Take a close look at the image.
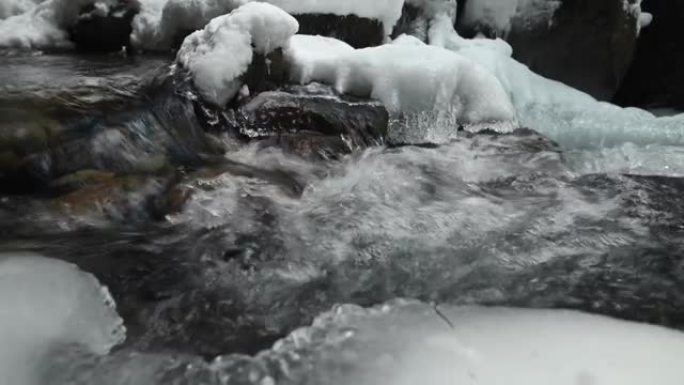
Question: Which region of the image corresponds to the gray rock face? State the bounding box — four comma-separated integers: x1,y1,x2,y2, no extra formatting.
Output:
614,0,684,110
458,0,640,100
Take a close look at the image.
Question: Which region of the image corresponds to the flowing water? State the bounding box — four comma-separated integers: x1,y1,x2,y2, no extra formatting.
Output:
1,50,684,384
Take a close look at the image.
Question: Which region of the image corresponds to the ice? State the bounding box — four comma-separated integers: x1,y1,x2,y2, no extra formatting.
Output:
0,254,125,385
176,2,298,106
422,12,684,149
26,300,684,384
284,34,517,131
261,300,684,385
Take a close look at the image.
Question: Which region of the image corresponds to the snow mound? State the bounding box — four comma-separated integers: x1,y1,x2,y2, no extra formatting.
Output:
176,2,298,106
284,34,518,132
268,300,684,385
0,254,125,385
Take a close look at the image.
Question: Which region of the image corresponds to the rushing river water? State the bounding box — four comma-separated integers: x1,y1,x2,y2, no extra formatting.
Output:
1,50,684,384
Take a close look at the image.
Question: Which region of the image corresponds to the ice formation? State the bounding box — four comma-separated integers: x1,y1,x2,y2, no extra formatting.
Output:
262,301,684,385
419,9,684,148
284,34,518,131
176,2,298,106
0,254,125,385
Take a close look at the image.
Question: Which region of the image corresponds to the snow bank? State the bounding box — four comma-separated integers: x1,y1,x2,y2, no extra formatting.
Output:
0,254,125,385
176,2,298,106
270,301,684,385
284,34,517,131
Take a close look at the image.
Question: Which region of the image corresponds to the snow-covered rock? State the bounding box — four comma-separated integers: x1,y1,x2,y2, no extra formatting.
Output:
284,34,518,132
0,254,125,385
458,0,644,100
176,2,298,106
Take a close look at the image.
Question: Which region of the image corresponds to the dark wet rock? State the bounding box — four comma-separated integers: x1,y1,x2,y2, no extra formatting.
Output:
458,0,640,100
69,1,139,53
614,0,684,110
293,13,385,48
0,82,223,193
230,88,389,158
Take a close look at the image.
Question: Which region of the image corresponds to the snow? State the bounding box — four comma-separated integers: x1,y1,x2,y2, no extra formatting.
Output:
421,11,684,149
132,0,248,50
132,0,404,50
284,34,517,132
1,0,403,50
0,254,125,385
0,0,41,20
176,2,298,106
268,301,684,385
0,0,120,49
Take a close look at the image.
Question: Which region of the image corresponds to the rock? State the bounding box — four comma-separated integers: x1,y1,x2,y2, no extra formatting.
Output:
458,0,641,100
69,1,139,53
229,85,389,158
293,13,385,48
614,0,684,110
391,3,430,41
392,0,458,42
0,82,223,194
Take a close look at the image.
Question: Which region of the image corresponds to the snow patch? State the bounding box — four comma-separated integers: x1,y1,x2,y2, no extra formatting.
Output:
176,2,298,106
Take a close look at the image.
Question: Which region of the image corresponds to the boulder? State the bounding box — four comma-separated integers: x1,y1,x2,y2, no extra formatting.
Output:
614,0,684,110
458,0,642,100
230,85,389,158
